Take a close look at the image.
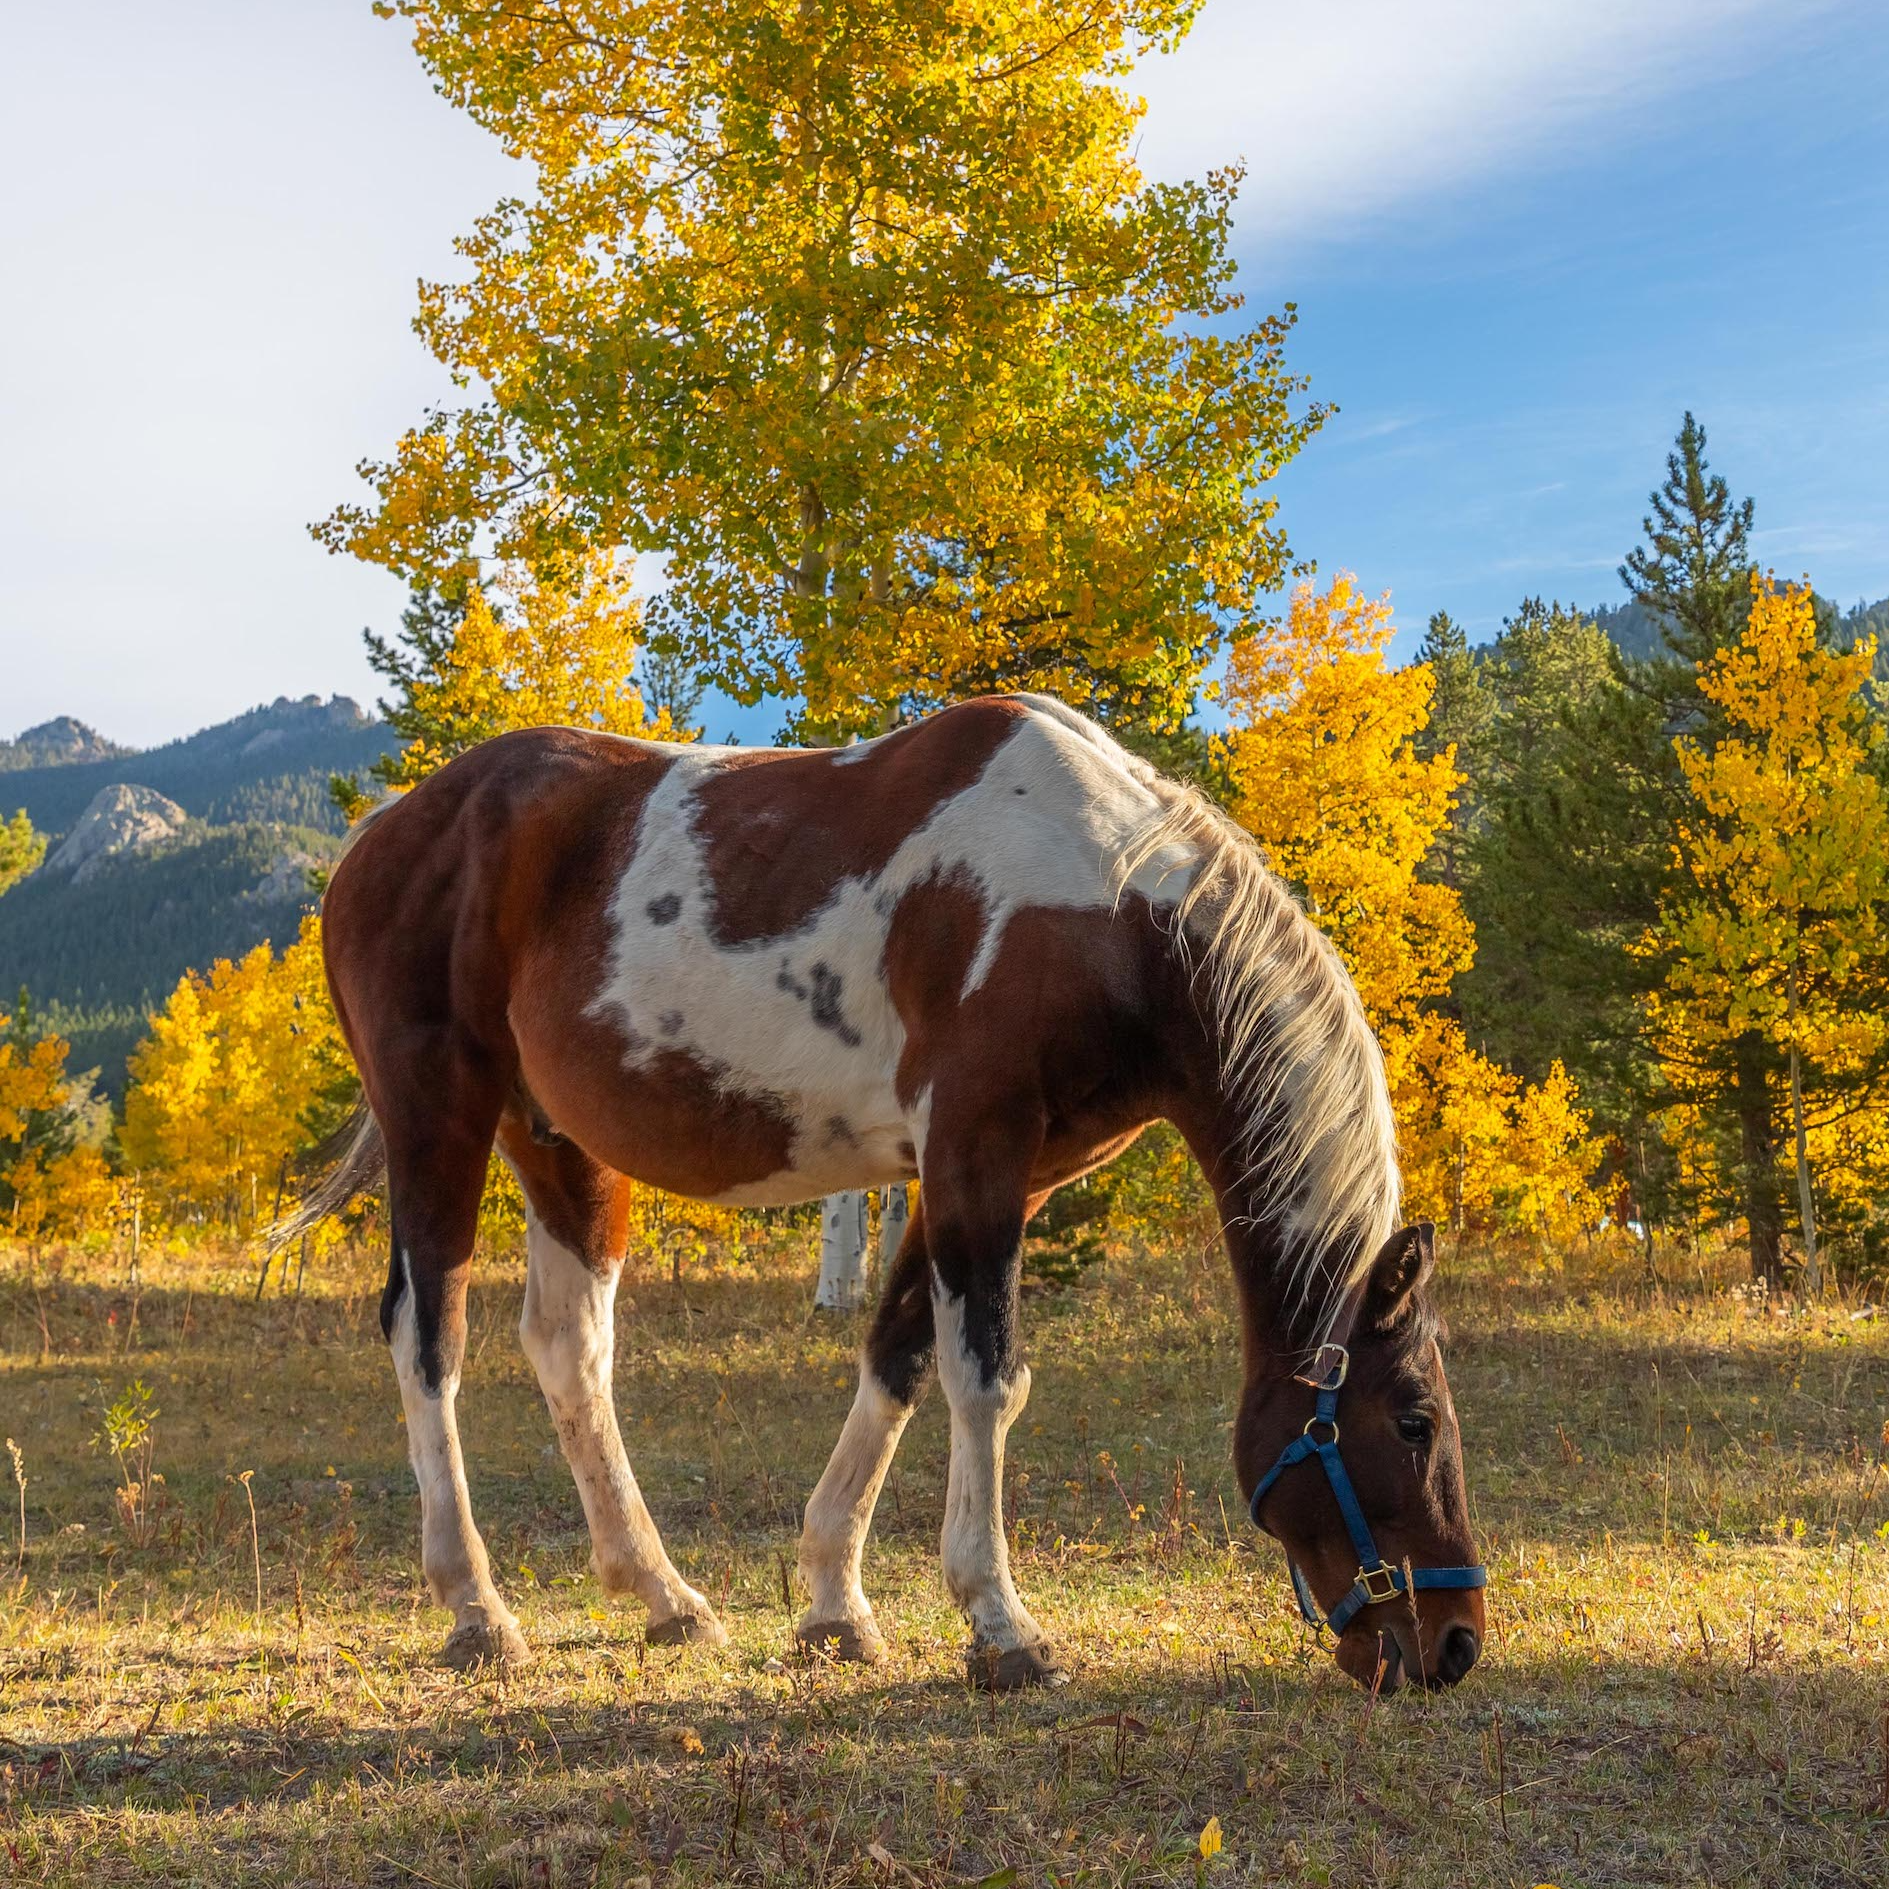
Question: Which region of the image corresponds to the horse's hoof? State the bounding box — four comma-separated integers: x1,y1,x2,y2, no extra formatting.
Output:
441,1618,531,1671
796,1616,886,1664
646,1608,729,1648
967,1642,1067,1691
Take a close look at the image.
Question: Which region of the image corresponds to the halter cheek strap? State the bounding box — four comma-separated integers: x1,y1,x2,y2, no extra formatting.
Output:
1248,1340,1488,1636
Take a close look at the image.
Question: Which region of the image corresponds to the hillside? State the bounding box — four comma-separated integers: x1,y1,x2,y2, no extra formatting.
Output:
1590,592,1889,676
0,695,397,839
0,695,395,1093
0,817,335,1096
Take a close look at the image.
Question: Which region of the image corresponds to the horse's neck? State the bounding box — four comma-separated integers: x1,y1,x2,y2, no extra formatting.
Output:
1215,1195,1337,1364
1168,1099,1318,1358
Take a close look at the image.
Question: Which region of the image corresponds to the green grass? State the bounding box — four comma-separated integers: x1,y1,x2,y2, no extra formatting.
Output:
1,1232,1886,1887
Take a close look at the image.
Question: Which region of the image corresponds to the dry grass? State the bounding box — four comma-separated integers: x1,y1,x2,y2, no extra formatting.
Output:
1,1230,1886,1887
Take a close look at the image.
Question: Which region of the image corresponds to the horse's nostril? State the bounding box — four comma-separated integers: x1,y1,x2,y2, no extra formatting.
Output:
1437,1625,1481,1685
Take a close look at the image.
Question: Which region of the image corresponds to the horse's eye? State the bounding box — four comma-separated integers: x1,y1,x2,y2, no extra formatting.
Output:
1396,1413,1432,1447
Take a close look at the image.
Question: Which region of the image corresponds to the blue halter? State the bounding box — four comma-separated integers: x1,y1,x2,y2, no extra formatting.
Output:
1248,1338,1488,1636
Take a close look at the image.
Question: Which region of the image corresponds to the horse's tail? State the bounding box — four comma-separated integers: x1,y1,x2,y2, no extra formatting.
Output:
264,1097,387,1254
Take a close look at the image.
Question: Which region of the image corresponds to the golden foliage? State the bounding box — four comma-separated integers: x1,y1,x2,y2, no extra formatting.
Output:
375,552,686,793
0,809,45,898
123,917,349,1232
325,0,1320,738
1648,575,1889,1225
0,1011,113,1242
1220,577,1600,1239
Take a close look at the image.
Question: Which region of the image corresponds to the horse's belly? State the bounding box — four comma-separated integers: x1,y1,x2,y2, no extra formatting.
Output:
556,948,918,1206
700,1103,917,1206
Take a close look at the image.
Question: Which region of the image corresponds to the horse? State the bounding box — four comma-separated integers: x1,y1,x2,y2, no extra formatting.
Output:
304,692,1486,1692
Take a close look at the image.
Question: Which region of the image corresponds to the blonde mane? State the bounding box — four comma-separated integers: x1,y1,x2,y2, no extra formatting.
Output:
1107,753,1402,1334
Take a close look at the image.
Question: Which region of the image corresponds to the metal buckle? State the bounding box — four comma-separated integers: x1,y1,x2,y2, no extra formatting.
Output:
1294,1343,1350,1391
1302,1415,1340,1443
1357,1563,1402,1605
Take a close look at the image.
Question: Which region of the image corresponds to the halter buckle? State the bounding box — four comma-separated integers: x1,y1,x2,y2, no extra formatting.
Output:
1357,1563,1403,1606
1294,1343,1350,1392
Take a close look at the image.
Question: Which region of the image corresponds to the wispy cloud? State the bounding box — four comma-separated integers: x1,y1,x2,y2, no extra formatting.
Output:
1337,411,1429,444
1134,1,1849,250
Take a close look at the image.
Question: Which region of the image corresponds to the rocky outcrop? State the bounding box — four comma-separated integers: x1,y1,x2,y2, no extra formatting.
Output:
42,784,188,883
247,848,318,903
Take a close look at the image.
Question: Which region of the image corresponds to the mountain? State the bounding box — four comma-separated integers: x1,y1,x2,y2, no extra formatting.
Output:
0,696,398,1095
0,716,129,772
0,695,398,840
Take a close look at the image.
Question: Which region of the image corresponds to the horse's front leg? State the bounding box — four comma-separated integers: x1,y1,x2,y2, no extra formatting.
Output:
797,1199,934,1662
925,1126,1062,1690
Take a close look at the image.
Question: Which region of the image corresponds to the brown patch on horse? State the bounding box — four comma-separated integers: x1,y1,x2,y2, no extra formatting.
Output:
881,867,993,1107
693,699,1028,946
497,1105,635,1267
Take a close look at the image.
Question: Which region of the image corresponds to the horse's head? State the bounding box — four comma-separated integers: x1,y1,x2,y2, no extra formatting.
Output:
1238,1222,1485,1692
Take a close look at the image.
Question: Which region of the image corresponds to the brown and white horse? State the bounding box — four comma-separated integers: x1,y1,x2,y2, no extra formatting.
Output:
310,694,1485,1690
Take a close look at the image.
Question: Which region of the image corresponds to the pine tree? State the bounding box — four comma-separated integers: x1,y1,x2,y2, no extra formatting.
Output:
1617,416,1784,1279
1412,611,1491,891
1621,411,1756,704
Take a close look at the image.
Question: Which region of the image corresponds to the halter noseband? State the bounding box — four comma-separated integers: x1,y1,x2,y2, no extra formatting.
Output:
1248,1331,1488,1638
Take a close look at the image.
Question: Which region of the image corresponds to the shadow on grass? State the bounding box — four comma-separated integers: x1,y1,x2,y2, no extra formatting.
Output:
8,1649,1887,1888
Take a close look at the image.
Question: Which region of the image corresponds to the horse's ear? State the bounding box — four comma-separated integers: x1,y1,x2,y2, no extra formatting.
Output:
1363,1222,1435,1330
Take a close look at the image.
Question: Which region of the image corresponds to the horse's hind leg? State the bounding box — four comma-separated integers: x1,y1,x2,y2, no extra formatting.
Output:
797,1194,933,1663
501,1117,727,1647
378,1071,527,1669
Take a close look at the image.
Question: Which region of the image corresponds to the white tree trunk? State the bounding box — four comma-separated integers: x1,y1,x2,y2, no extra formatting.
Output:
878,1182,910,1267
815,1191,872,1311
1787,962,1820,1300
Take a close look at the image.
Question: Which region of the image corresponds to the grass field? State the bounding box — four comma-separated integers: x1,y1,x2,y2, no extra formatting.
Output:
2,1229,1886,1887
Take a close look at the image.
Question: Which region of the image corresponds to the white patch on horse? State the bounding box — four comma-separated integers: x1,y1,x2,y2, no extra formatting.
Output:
590,709,1189,1203
933,1287,1045,1653
516,1210,719,1630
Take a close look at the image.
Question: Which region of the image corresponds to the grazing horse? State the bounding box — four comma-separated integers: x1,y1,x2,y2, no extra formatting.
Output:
309,693,1485,1690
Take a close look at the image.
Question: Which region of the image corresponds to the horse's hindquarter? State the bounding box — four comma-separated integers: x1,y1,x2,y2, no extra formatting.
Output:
360,704,1182,1209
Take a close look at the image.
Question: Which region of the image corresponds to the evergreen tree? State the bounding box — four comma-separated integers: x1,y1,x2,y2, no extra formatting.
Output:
1412,611,1492,892
1621,411,1756,727
1458,601,1672,1137
1460,418,1794,1280
1618,417,1783,1280
332,575,479,818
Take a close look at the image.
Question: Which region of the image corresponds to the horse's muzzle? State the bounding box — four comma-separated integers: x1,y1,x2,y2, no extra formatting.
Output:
1337,1618,1481,1692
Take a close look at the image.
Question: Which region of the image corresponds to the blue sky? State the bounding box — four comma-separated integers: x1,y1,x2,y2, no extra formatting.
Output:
2,1,1884,748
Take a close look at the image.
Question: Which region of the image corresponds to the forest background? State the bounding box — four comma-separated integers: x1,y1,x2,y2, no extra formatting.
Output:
3,0,1888,1301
